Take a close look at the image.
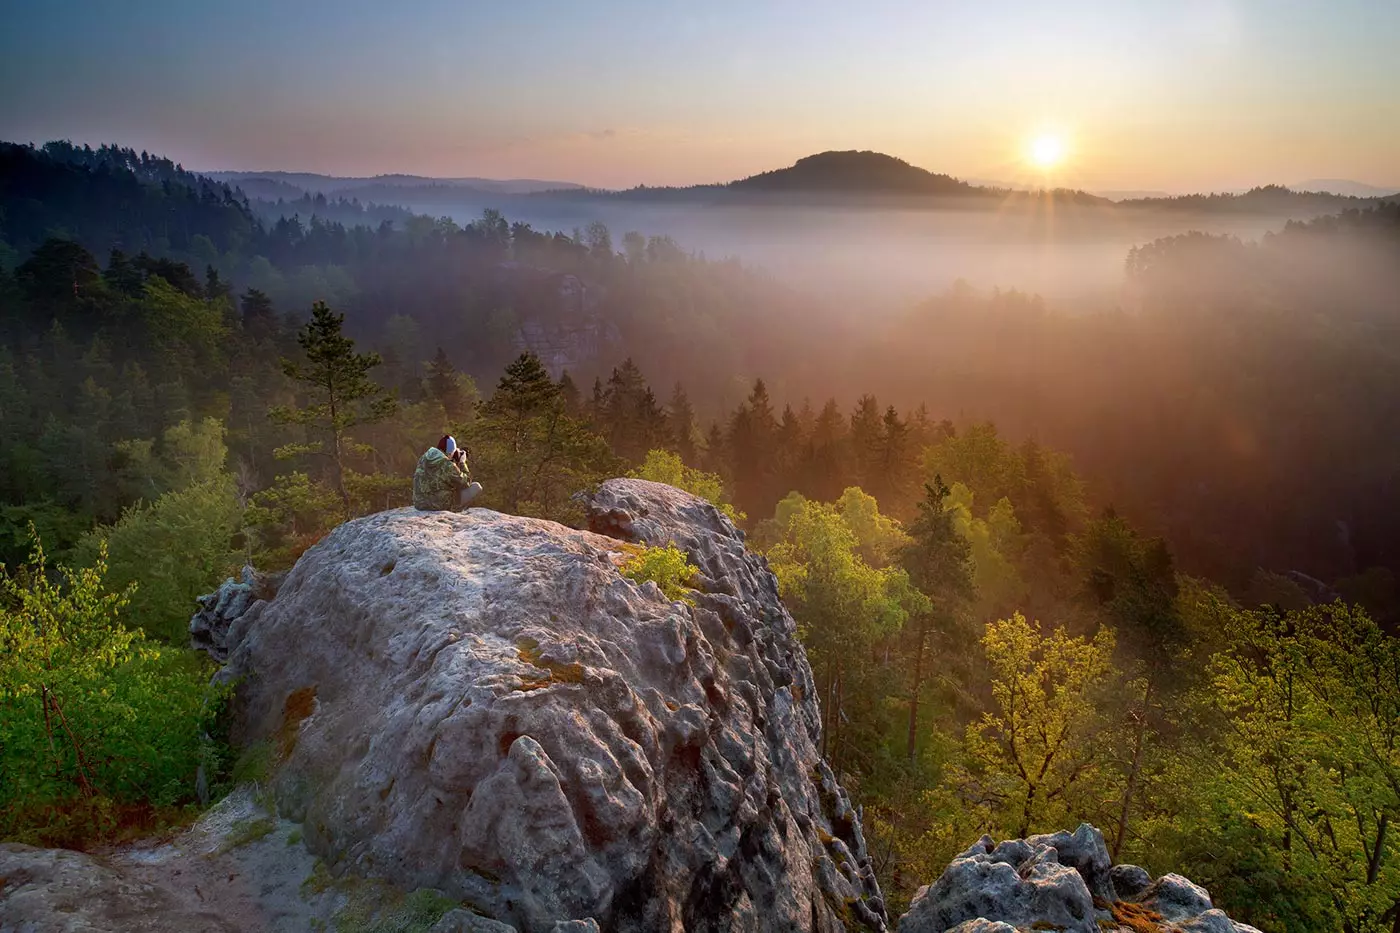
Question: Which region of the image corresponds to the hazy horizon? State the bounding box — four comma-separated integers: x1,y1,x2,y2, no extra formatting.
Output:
4,1,1399,193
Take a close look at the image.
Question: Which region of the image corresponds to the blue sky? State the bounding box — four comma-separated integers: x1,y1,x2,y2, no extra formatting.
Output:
2,0,1397,189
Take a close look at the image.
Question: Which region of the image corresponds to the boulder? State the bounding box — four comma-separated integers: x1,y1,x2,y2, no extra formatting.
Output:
213,478,885,932
0,788,346,932
189,565,282,662
0,844,231,933
897,826,1263,933
897,844,1098,933
1108,864,1152,899
1024,824,1115,901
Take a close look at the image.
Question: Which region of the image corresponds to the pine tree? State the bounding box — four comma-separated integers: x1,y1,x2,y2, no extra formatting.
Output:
599,358,668,464
426,347,469,421
801,398,848,502
558,371,582,417
727,379,780,517
849,394,884,491
898,477,974,762
240,288,278,344
270,301,397,513
204,265,229,300
470,353,616,520
875,404,914,513
667,383,697,465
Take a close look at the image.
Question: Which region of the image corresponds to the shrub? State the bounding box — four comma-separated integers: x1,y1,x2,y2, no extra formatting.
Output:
630,449,745,522
75,476,243,643
0,532,226,846
619,543,699,602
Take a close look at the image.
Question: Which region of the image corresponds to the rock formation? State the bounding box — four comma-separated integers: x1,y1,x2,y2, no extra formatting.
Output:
897,824,1261,933
188,565,282,663
203,478,886,932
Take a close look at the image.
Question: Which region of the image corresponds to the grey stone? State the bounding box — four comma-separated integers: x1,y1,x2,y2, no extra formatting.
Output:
1025,823,1115,901
1109,863,1152,898
1142,872,1214,921
898,827,1260,933
431,910,519,933
897,846,1098,933
189,565,282,661
1176,908,1239,933
0,788,341,932
215,478,884,933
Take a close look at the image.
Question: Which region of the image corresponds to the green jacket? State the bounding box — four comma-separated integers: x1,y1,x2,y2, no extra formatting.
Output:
412,447,471,511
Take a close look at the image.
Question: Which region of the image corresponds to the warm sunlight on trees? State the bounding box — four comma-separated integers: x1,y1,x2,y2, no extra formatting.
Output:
959,613,1117,838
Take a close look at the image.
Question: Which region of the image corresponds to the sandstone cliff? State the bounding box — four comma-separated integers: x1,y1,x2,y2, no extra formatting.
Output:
207,478,886,932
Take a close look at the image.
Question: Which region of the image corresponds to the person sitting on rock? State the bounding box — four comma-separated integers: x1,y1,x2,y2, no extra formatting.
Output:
412,435,482,511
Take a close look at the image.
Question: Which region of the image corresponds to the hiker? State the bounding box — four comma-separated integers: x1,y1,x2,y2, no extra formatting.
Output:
412,435,482,511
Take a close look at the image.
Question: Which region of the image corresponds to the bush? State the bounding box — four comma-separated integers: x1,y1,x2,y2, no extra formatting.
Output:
0,532,226,846
630,449,745,522
75,476,243,643
619,544,699,602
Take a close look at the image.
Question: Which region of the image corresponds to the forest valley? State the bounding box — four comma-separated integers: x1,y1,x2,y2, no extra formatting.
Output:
1,141,1399,932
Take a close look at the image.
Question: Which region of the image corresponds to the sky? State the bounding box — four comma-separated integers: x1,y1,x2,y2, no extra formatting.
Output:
2,0,1398,192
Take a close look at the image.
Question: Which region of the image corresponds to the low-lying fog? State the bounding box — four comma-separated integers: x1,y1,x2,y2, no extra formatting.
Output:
422,196,1299,310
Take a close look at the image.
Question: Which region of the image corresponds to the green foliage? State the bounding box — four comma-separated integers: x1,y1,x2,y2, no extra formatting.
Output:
271,301,398,512
946,482,1025,619
767,490,918,773
835,486,910,567
467,353,618,524
958,613,1118,838
1180,602,1400,932
332,885,460,933
140,278,229,381
630,448,743,522
75,475,242,643
0,532,226,846
244,471,343,570
619,544,698,602
112,417,230,503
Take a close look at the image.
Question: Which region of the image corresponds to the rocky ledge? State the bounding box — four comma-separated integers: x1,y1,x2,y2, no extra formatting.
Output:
198,478,884,932
897,824,1261,933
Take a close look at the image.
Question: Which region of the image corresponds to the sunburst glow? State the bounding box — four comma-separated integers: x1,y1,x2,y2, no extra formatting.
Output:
1028,134,1066,169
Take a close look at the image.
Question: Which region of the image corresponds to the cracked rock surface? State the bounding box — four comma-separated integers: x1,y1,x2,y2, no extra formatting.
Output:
212,478,885,933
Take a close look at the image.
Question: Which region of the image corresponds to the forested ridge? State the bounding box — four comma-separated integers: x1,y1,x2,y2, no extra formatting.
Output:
2,140,1399,931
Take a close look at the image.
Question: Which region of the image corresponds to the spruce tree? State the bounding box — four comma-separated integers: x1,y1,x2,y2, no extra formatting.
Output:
898,477,974,761
426,347,469,421
667,383,697,465
270,301,396,513
471,353,616,520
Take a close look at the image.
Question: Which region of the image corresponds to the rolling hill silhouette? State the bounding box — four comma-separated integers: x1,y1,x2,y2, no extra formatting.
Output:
728,150,977,196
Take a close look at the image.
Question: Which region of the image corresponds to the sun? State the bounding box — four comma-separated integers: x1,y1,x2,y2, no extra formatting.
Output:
1028,134,1066,169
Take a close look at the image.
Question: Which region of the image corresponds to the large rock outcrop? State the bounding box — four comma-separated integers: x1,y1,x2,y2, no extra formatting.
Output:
897,824,1261,933
210,478,885,932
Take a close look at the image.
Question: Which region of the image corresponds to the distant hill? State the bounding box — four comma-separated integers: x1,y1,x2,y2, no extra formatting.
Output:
204,170,584,197
0,141,260,261
728,150,976,196
1292,178,1400,198
609,150,1112,206
1120,184,1397,213
1090,189,1173,201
